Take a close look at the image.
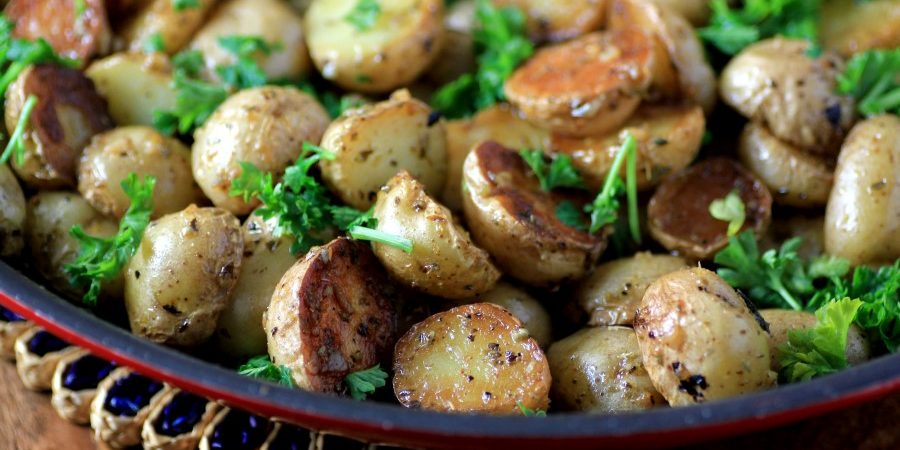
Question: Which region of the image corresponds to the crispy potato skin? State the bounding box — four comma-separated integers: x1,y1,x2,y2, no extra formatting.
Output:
0,164,26,257
551,104,704,191
548,327,666,412
719,38,856,156
265,238,399,393
738,122,834,208
85,52,176,127
759,309,870,371
821,0,900,57
192,86,330,215
392,303,550,414
634,268,776,406
824,115,900,266
461,141,606,287
575,252,689,326
5,0,112,65
6,65,114,189
648,158,772,259
120,0,217,55
491,0,606,42
452,282,553,348
78,126,205,219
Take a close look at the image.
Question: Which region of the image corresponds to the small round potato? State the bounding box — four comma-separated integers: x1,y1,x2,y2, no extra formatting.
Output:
720,38,856,156
548,327,666,412
451,282,553,349
373,171,500,299
305,0,446,93
78,126,205,219
119,0,218,55
393,303,551,414
86,52,177,127
759,309,870,371
575,252,689,326
319,90,447,210
192,86,330,215
824,115,900,266
821,0,900,57
124,206,243,347
5,0,112,65
634,268,776,406
0,164,26,256
491,0,606,43
461,141,606,287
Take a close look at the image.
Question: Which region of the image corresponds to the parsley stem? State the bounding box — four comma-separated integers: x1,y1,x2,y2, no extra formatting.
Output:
598,137,630,200
349,226,413,253
625,137,641,244
772,278,802,311
0,95,37,165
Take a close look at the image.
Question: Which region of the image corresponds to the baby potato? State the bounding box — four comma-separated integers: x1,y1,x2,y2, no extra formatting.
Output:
6,65,115,189
761,215,825,261
720,38,855,156
120,0,217,55
319,90,447,210
461,141,606,287
265,238,399,393
548,327,666,412
456,282,553,349
85,52,177,127
738,122,834,208
575,252,689,326
0,163,26,256
491,0,606,43
373,171,500,299
646,0,709,26
192,86,330,215
647,158,773,260
124,206,243,347
821,0,900,57
78,126,205,219
393,303,550,414
634,268,776,406
188,0,311,82
551,104,704,191
505,29,675,137
305,0,445,93
5,0,112,65
824,115,900,266
759,309,870,371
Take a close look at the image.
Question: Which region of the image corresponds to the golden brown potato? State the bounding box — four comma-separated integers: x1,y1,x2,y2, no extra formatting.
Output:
548,327,666,412
452,282,553,348
78,126,205,219
5,0,112,65
738,122,834,208
647,0,709,26
393,303,550,414
634,268,776,406
265,238,399,394
821,0,900,57
86,52,177,127
719,38,856,156
0,163,25,256
759,309,870,371
824,115,900,266
461,141,606,287
192,86,330,215
647,158,772,259
575,252,689,326
551,104,704,191
6,65,114,189
124,206,243,347
491,0,606,42
120,0,218,55
320,90,447,210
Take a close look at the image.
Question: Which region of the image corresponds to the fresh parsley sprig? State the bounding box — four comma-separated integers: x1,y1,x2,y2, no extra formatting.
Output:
517,401,547,417
584,133,640,244
216,35,282,90
238,355,294,387
344,364,388,400
519,149,585,192
699,0,821,56
836,48,900,117
345,0,381,31
779,298,863,383
709,190,746,237
173,0,200,11
0,94,36,165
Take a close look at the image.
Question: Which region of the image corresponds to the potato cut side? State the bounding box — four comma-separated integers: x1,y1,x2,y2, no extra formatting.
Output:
86,52,177,127
119,0,217,55
492,0,606,43
5,0,111,65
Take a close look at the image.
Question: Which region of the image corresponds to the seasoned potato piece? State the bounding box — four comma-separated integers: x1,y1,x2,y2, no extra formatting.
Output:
551,104,704,191
461,141,606,286
85,52,176,127
120,0,217,55
5,0,112,65
393,303,550,414
760,309,870,371
575,252,689,326
78,126,204,219
720,38,856,156
373,171,500,299
505,29,675,137
189,0,311,82
305,0,445,93
453,282,553,349
0,164,26,256
634,268,776,406
192,86,330,215
265,238,399,393
648,158,772,259
738,122,834,208
821,0,900,57
548,327,665,412
124,206,243,347
6,65,114,189
761,215,825,261
320,90,447,210
647,0,709,26
491,0,606,42
824,115,900,266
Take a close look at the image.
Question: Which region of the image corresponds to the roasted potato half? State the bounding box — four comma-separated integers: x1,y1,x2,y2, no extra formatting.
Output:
719,38,855,156
821,0,900,57
85,52,177,127
575,252,689,326
265,238,399,393
0,164,25,257
491,0,606,42
305,0,445,93
647,158,772,259
634,268,776,406
5,0,112,65
119,0,217,55
320,90,447,210
6,65,114,189
548,327,666,412
393,303,551,414
759,309,870,371
450,282,553,349
461,141,606,287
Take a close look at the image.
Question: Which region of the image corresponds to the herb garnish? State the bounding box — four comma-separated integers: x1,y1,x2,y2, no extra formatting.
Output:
344,364,389,400
778,298,862,382
0,94,37,165
345,0,382,31
519,149,585,192
709,190,746,237
238,355,294,387
584,133,640,244
836,48,900,117
699,0,821,56
517,401,547,417
173,0,200,11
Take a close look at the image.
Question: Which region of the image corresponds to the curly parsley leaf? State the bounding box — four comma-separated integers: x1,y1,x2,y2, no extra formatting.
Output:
709,190,746,237
0,94,36,165
153,73,228,135
836,48,900,117
699,0,821,56
779,298,863,383
517,401,547,417
143,32,165,54
555,200,587,231
519,150,585,192
173,0,200,11
345,0,382,31
344,364,388,400
216,35,282,90
0,32,80,97
238,355,294,387
584,133,640,243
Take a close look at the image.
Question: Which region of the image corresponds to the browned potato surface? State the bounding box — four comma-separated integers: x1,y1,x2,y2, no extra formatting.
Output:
759,309,870,371
120,0,218,55
5,0,112,65
452,282,553,348
492,0,606,42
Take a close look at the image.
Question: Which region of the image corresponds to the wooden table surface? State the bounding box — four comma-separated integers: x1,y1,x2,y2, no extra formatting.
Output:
0,359,898,450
